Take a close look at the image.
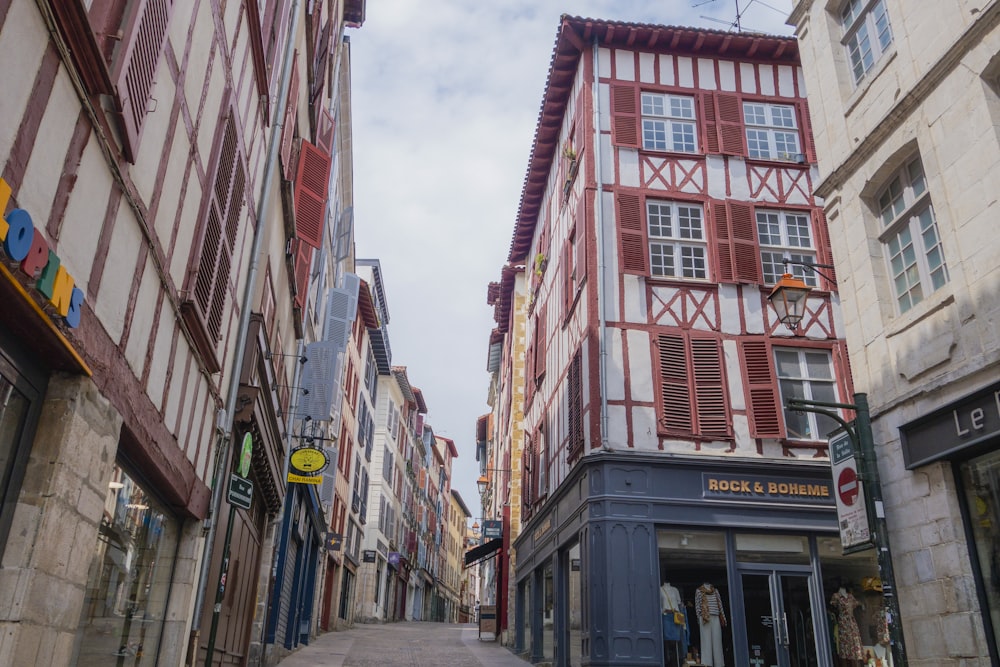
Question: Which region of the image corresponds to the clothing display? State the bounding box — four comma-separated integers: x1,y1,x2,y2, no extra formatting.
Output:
830,588,864,660
661,582,682,612
695,583,726,667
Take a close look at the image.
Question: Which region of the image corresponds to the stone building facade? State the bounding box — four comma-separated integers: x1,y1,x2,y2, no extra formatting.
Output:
790,1,1000,665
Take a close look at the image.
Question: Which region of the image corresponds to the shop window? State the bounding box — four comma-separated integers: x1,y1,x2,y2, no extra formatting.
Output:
959,450,1000,656
0,351,43,553
567,543,583,666
74,463,180,663
816,536,890,665
657,529,729,667
542,562,554,662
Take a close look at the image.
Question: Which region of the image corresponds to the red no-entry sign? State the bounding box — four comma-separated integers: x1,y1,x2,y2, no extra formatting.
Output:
837,466,859,506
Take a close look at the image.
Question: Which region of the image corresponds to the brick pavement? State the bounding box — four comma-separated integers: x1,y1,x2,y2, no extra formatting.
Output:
274,621,531,667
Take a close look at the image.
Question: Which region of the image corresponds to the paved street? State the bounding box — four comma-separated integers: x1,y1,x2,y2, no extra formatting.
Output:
275,622,530,667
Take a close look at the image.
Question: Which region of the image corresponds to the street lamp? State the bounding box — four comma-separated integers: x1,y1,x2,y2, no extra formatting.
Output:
477,467,511,496
766,259,838,330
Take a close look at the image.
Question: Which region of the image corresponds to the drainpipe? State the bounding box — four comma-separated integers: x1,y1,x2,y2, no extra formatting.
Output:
591,36,610,450
191,0,303,647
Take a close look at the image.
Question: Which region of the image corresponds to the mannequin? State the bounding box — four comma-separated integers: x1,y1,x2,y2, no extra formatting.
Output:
660,582,682,612
829,587,863,665
695,582,726,667
660,581,688,665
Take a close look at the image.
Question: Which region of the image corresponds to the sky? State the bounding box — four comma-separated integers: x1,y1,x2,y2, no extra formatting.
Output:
348,0,796,523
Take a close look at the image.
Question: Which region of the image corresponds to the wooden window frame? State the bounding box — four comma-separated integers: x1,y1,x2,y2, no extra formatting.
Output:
655,331,732,440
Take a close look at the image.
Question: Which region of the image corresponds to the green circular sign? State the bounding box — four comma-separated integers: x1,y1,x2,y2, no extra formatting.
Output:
238,433,253,478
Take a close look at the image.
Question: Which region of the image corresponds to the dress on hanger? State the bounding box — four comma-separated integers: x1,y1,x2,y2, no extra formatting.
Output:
829,589,864,660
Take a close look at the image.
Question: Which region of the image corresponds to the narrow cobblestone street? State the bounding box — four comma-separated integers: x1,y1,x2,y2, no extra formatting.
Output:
275,622,529,667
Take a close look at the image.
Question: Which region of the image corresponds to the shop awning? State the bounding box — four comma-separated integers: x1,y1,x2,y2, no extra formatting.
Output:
464,538,502,568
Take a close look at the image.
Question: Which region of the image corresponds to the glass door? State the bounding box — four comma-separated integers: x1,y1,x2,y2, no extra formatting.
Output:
741,571,818,667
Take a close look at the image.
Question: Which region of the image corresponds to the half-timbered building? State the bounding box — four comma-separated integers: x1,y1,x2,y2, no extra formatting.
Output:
493,16,895,667
0,1,360,665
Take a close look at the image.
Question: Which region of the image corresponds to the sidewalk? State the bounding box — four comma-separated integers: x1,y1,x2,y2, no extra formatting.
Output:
275,621,530,667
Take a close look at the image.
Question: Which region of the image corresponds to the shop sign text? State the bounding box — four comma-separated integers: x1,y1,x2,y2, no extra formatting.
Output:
0,178,85,328
702,473,833,505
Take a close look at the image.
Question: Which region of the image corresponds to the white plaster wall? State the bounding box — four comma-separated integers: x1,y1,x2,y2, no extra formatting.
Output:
631,406,659,451
123,256,159,376
0,2,47,166
133,73,176,200
627,329,653,403
60,140,114,292
147,297,175,411
21,75,78,227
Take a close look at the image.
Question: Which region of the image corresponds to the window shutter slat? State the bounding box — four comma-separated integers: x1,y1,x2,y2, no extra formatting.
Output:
741,339,783,438
716,93,744,155
568,351,584,461
281,57,300,180
113,0,173,162
728,201,761,283
610,84,639,148
658,334,692,432
691,336,731,437
713,201,735,282
617,193,647,274
294,140,331,248
701,92,720,154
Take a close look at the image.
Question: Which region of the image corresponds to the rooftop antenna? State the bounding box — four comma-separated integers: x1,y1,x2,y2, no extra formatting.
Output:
695,0,784,34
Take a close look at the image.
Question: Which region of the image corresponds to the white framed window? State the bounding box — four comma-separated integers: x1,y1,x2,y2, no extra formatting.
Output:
757,209,818,286
641,92,697,153
841,0,893,84
774,348,840,441
744,102,801,161
647,200,708,279
877,157,948,313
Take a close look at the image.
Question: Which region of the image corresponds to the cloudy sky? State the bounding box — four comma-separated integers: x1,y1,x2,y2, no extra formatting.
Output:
348,1,796,520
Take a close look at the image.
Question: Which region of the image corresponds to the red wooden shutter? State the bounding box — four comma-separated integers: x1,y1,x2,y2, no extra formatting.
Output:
716,93,745,156
617,192,647,274
657,333,692,433
567,350,584,462
740,339,783,438
700,92,720,154
610,84,640,148
281,57,300,180
691,336,731,438
294,140,331,248
798,99,816,163
712,201,735,282
728,201,762,283
534,304,547,384
576,195,589,287
113,0,174,162
199,116,243,339
562,239,572,315
812,209,837,287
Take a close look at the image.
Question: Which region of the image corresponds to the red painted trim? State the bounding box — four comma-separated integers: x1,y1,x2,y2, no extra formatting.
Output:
47,112,93,241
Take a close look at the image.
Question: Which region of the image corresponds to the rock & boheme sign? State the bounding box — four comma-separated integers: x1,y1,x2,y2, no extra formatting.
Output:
702,473,834,505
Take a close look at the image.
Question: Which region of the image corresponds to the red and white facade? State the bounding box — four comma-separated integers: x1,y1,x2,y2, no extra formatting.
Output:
493,17,891,667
